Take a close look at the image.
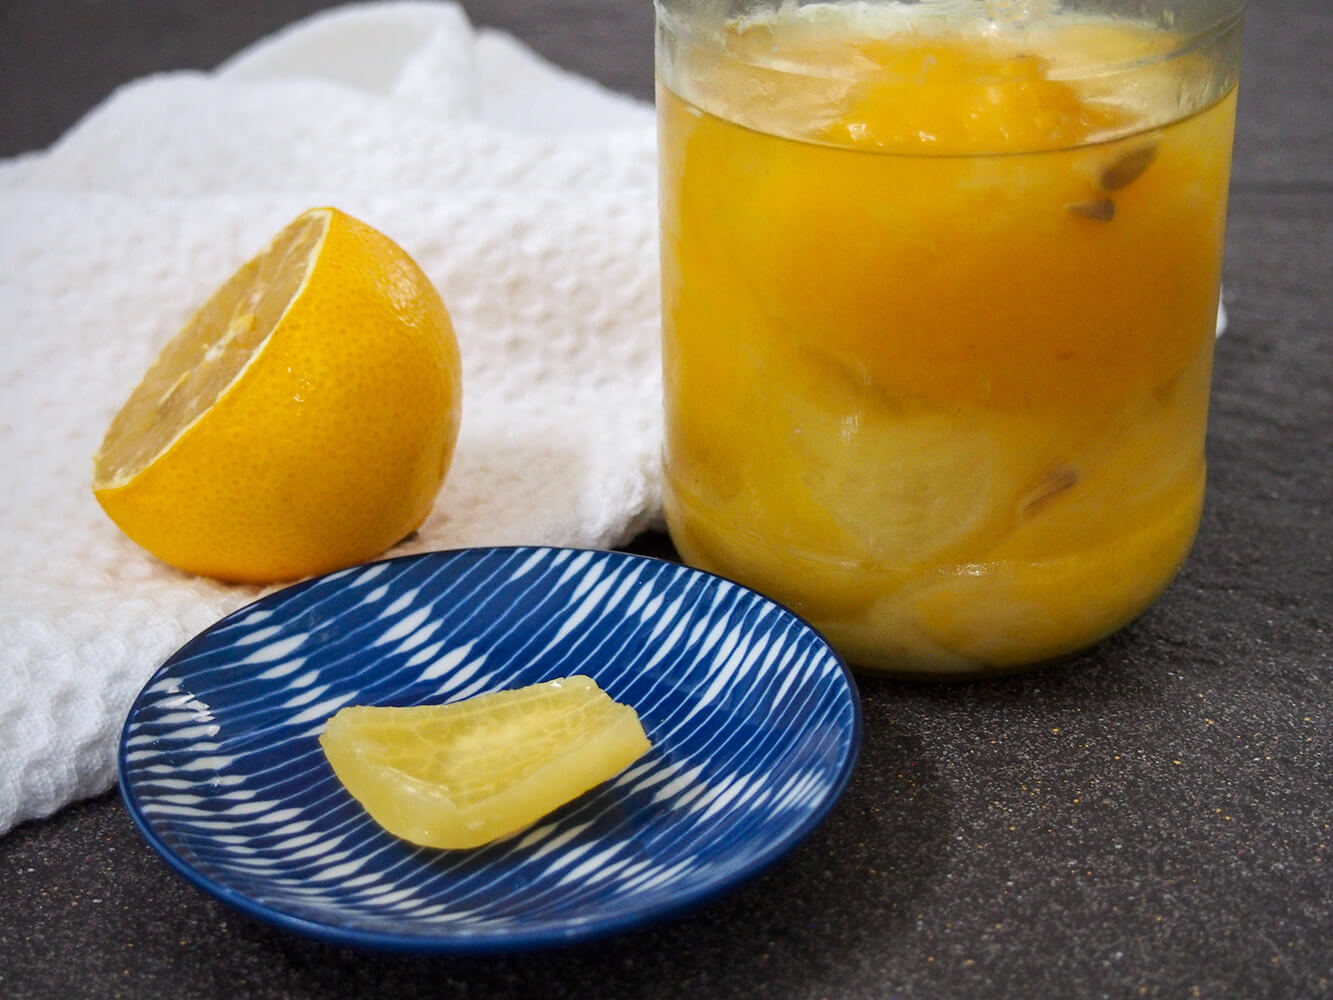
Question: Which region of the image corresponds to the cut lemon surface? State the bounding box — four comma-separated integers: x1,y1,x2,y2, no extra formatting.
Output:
320,677,652,850
92,207,461,583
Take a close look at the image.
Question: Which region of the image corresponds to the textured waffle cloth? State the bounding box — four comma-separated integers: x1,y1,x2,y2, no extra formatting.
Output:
0,2,661,834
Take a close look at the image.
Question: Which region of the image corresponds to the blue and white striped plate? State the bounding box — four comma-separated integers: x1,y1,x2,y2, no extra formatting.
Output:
119,547,861,953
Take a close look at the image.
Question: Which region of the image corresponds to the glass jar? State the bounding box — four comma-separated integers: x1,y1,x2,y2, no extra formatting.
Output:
655,0,1245,676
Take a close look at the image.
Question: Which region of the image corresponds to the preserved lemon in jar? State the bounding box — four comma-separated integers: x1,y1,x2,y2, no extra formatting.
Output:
656,0,1244,676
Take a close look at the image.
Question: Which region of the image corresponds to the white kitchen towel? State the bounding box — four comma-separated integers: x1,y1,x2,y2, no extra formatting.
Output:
0,2,662,834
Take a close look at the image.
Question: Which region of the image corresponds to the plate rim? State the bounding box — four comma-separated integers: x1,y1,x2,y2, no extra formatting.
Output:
117,545,863,954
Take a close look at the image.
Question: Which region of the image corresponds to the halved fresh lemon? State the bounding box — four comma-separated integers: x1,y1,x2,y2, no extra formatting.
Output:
320,677,652,849
92,207,461,583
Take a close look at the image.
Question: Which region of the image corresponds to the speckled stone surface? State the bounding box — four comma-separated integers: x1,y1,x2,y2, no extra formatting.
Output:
0,2,1328,998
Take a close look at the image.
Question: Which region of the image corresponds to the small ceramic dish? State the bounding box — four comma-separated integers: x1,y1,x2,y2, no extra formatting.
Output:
119,546,861,953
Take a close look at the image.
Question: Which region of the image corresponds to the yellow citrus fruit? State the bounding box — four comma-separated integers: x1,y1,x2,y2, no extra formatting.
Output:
92,207,461,583
908,478,1203,668
320,677,652,849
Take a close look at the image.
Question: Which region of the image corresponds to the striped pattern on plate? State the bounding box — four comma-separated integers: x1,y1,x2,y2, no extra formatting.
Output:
119,547,861,953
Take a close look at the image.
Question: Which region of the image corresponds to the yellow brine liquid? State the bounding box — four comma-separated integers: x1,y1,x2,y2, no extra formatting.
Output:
658,4,1240,675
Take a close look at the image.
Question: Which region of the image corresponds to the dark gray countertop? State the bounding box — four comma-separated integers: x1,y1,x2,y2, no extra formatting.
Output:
1,2,1328,997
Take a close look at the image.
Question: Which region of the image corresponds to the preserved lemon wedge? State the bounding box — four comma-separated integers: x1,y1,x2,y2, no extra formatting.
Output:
319,677,652,849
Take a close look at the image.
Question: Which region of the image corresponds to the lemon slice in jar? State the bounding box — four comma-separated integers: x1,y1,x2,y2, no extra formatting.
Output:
320,677,651,849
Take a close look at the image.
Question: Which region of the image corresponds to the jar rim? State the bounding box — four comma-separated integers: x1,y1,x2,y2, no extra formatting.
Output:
654,0,1246,82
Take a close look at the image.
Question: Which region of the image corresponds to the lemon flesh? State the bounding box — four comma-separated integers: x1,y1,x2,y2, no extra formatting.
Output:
92,207,461,583
94,212,324,487
320,677,652,850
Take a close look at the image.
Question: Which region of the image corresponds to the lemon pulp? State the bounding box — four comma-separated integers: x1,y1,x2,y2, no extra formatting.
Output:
93,212,325,487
